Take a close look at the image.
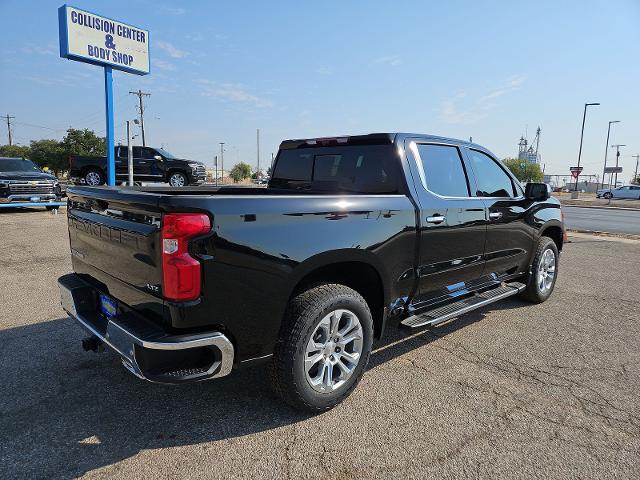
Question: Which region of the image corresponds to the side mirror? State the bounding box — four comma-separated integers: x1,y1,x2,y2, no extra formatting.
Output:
525,182,550,201
154,155,162,161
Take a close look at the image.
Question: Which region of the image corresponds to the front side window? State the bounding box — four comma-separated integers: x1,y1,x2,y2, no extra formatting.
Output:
414,144,469,197
468,149,516,197
141,148,157,159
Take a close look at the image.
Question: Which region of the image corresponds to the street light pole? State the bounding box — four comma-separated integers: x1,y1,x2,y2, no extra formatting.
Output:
601,120,620,189
610,144,625,188
632,154,639,185
575,102,600,191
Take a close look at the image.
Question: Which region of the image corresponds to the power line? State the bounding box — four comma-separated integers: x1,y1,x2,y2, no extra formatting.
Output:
4,114,15,145
129,89,151,146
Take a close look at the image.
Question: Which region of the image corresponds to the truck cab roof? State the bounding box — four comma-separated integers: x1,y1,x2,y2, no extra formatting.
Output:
279,132,488,153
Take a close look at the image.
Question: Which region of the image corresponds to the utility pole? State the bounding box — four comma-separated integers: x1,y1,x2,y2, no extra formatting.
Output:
575,102,600,191
611,144,625,188
4,114,15,146
219,142,225,185
129,90,151,146
632,154,639,184
256,128,260,176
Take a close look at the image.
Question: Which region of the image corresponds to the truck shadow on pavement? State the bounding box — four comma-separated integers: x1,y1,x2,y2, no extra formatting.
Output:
0,299,527,479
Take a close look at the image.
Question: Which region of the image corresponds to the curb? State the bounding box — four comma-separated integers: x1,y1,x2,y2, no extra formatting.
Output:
560,203,640,212
567,228,640,241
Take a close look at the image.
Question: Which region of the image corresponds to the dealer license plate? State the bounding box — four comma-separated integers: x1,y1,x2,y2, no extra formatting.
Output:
99,294,118,319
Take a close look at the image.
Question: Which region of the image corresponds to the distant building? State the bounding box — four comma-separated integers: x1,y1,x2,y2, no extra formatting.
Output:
517,126,541,164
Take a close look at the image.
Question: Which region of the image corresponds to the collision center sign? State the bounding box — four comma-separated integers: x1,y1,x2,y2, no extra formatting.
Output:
58,5,149,75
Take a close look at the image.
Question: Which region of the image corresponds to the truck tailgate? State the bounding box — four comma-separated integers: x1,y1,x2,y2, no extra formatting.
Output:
66,186,164,319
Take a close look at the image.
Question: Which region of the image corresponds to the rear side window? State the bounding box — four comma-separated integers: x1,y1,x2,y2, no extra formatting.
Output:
270,145,401,193
414,144,469,197
468,149,516,197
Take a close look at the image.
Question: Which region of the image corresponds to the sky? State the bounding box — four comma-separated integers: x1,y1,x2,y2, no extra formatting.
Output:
0,0,639,181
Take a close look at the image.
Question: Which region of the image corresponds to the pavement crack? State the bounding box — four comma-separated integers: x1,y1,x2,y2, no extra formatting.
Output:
424,331,640,437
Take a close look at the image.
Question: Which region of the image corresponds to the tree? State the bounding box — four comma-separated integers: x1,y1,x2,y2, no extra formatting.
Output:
229,162,252,183
631,175,640,186
0,144,30,158
503,158,544,183
30,139,66,175
60,128,105,156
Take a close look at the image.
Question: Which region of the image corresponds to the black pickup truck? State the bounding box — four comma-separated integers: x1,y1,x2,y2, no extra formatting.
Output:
58,133,564,411
0,157,61,208
68,146,206,186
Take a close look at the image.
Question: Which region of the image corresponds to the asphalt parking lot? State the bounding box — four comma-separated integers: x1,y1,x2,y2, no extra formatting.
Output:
1,208,639,479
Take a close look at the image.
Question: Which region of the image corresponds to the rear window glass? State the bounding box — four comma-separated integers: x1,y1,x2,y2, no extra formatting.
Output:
270,145,401,193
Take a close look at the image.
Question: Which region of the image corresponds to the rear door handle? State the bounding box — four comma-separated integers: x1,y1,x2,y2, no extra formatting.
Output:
489,212,503,220
426,215,446,224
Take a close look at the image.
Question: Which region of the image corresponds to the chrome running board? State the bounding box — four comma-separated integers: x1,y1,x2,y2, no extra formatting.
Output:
401,282,526,329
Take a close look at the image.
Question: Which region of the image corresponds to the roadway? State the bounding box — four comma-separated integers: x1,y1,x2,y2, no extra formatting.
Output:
562,205,640,235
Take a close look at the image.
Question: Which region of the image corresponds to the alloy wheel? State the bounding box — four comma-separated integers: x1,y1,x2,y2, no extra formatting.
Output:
85,171,101,185
169,173,186,187
537,248,556,293
304,309,364,393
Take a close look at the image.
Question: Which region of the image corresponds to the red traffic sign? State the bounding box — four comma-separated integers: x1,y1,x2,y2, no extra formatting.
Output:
569,166,583,179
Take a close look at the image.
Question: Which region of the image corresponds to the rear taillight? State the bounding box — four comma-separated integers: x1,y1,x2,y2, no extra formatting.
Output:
161,213,211,301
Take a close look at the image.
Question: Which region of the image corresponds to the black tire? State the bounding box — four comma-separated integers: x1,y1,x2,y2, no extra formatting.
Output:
84,168,105,186
520,237,559,303
168,171,188,187
269,283,374,412
603,192,613,199
46,206,58,211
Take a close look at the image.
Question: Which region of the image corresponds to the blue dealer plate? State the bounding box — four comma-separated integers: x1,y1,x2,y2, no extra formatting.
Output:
99,294,118,319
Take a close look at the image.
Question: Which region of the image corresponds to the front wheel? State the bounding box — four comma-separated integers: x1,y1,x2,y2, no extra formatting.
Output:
270,283,373,412
603,192,613,199
520,237,559,303
168,171,188,187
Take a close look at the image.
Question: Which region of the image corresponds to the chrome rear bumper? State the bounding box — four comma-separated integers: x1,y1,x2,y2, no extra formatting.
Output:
58,273,234,384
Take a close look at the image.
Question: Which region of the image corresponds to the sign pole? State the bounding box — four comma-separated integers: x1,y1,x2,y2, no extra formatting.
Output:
104,66,115,186
127,120,134,186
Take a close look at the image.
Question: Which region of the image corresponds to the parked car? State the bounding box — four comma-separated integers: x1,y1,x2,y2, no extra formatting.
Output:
0,157,61,209
58,133,564,411
596,185,640,199
68,146,206,186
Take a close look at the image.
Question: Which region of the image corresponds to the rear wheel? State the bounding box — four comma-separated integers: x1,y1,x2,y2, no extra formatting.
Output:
84,169,105,186
520,237,559,303
168,171,188,187
270,283,373,412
